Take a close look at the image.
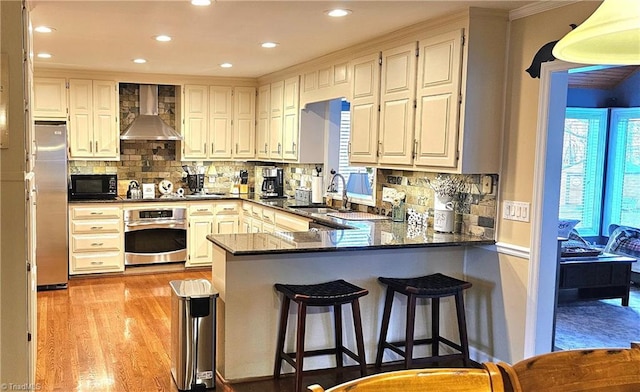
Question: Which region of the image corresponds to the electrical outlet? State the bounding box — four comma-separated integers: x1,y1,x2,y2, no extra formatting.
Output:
503,200,530,222
382,187,396,202
482,175,493,194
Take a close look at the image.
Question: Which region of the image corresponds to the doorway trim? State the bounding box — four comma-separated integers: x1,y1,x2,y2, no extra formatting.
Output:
525,60,584,357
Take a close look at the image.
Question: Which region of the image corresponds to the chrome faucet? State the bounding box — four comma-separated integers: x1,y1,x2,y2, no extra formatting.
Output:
328,169,349,210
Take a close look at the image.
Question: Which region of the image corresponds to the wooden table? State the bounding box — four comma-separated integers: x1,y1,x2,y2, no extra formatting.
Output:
558,253,636,306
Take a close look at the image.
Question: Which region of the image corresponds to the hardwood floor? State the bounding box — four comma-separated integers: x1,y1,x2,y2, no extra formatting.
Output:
36,269,470,392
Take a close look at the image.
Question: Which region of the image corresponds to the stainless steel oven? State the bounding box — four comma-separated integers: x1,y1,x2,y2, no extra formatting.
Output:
124,207,187,265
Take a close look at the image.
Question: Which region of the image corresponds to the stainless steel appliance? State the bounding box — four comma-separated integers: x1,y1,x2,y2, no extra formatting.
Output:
34,121,68,288
124,207,187,265
126,180,142,199
260,167,284,198
186,173,205,194
69,174,117,200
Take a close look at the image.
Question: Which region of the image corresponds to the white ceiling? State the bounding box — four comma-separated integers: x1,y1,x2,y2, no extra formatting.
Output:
29,1,536,79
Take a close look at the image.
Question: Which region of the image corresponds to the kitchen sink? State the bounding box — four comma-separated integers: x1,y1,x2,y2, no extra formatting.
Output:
292,206,339,214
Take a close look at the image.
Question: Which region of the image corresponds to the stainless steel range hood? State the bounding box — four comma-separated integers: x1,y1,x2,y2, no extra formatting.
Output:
120,84,183,140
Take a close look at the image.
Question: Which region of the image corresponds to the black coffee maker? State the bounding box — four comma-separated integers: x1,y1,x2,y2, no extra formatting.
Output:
260,167,284,198
186,173,205,194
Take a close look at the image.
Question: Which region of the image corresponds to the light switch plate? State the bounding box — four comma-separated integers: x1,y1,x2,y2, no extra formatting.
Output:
503,200,530,222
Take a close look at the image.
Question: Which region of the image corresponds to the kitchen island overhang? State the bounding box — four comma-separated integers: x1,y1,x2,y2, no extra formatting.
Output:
207,227,494,383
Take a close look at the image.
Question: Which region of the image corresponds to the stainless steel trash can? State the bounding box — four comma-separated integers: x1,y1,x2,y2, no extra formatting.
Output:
170,279,219,391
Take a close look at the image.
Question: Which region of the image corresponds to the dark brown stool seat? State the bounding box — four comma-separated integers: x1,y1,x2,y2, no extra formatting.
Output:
375,273,472,369
274,279,369,392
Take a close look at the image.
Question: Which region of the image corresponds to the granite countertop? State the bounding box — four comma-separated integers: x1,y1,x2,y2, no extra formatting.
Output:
70,193,495,254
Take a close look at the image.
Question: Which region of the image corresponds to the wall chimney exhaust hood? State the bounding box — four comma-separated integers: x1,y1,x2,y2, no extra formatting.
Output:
120,84,183,140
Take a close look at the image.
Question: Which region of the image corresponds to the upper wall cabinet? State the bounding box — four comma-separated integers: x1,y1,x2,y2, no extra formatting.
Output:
68,79,120,160
33,78,67,119
348,12,506,174
181,85,256,161
258,76,323,164
300,61,350,107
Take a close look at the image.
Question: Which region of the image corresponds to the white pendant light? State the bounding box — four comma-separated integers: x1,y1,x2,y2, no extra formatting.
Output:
552,0,640,65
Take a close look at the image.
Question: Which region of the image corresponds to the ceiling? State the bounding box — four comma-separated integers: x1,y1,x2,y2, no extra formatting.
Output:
567,65,640,90
29,0,535,79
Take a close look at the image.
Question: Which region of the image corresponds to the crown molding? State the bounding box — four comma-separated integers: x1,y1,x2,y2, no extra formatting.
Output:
509,1,583,21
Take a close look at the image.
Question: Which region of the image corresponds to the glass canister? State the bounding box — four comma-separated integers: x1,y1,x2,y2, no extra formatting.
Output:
392,202,406,222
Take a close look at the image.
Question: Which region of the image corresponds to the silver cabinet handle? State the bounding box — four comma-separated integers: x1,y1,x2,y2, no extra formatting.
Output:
91,242,104,247
90,261,104,265
292,142,296,154
413,139,418,160
264,143,268,153
278,143,282,154
212,143,215,154
204,143,207,155
95,141,98,152
235,143,239,154
90,226,103,230
197,208,209,212
90,212,103,215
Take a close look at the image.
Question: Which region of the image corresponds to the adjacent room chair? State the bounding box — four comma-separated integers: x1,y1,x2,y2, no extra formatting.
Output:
307,363,505,392
497,343,640,392
274,279,369,392
376,273,472,368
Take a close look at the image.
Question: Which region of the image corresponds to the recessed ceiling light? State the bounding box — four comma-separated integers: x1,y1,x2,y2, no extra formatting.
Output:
220,63,233,68
37,53,52,59
325,9,352,17
191,0,211,6
133,58,147,64
34,26,55,33
261,42,278,49
155,35,172,42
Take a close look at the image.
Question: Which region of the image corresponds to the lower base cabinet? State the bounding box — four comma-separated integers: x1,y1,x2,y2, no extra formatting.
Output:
69,204,124,275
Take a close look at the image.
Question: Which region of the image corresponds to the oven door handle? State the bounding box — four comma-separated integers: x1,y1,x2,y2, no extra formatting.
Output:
125,220,186,231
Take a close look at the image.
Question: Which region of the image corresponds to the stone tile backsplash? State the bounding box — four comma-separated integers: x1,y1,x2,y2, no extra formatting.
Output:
68,82,496,237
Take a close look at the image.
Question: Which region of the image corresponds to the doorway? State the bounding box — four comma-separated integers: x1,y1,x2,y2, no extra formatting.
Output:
527,61,640,354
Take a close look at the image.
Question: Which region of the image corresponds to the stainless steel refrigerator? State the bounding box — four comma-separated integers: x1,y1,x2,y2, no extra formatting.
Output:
34,121,68,288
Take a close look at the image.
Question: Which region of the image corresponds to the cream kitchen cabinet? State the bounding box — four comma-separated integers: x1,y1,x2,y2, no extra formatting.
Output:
33,77,67,119
350,42,417,166
69,204,124,275
259,76,323,163
68,79,120,160
268,80,284,159
348,15,505,174
232,86,256,159
187,201,240,267
349,52,381,165
256,84,270,160
182,85,255,161
378,42,418,166
300,61,349,107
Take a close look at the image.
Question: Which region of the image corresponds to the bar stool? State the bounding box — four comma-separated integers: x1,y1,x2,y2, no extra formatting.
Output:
274,279,369,392
375,273,472,369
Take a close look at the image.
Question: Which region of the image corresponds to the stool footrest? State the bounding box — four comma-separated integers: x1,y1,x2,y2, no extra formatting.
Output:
385,337,464,354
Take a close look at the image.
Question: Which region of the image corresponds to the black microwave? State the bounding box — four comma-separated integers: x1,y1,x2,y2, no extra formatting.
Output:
69,174,118,200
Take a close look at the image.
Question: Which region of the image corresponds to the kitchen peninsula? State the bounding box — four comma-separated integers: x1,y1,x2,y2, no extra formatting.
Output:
206,217,493,382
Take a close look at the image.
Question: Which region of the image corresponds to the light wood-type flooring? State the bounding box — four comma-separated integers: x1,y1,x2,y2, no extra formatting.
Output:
36,269,470,392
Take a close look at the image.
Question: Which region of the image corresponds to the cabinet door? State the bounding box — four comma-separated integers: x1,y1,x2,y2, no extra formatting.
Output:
269,80,284,159
379,43,417,166
215,215,239,234
68,79,94,158
33,78,67,118
92,80,119,159
414,29,463,169
233,86,256,158
256,84,270,159
183,85,209,159
209,86,233,159
188,216,213,266
282,76,300,161
349,52,381,164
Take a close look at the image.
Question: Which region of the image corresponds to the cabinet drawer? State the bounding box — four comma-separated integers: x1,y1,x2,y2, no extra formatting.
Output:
215,202,240,215
71,252,123,273
275,212,310,232
261,209,276,224
71,234,121,252
241,202,252,216
189,204,215,216
71,206,121,220
71,220,120,234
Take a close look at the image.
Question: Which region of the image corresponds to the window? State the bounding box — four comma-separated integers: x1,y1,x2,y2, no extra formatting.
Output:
327,99,376,206
559,108,607,237
603,108,640,231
